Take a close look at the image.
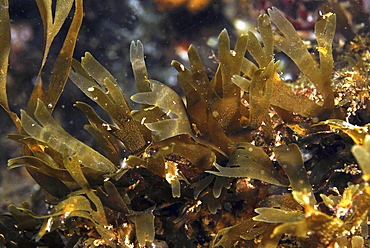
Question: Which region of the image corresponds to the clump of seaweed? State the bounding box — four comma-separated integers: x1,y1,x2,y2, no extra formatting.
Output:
0,0,369,247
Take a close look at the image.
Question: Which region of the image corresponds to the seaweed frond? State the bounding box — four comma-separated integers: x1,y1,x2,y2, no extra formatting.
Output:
208,142,289,186
0,0,21,130
70,53,149,155
1,1,369,247
268,7,336,119
28,0,83,114
20,99,117,174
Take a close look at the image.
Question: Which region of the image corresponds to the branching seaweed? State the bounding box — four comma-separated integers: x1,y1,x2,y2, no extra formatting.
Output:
28,0,83,115
0,1,369,248
70,53,149,155
208,142,289,186
268,7,336,119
